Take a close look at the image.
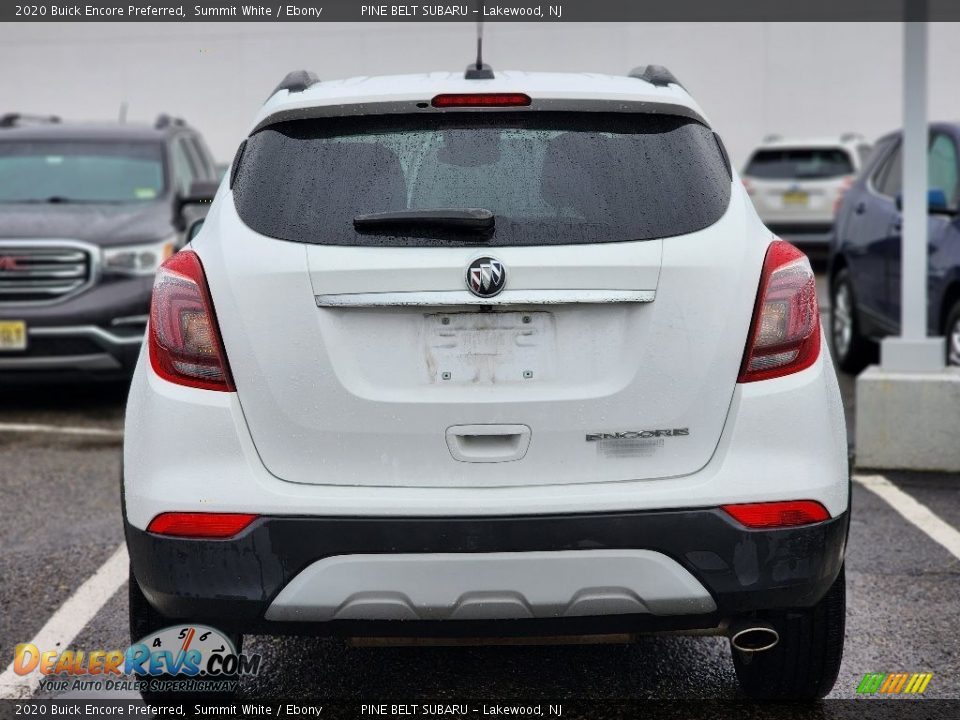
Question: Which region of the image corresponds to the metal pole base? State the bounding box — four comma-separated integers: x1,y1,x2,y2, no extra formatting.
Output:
880,336,945,373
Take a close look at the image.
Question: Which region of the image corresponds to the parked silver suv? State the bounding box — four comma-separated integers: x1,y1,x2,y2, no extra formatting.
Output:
743,134,872,252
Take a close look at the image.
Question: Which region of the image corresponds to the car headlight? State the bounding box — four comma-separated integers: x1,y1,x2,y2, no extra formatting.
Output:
102,237,176,277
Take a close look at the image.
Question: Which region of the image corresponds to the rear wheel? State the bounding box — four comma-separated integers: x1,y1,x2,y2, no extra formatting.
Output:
945,300,960,367
830,269,873,373
129,567,241,703
732,565,846,700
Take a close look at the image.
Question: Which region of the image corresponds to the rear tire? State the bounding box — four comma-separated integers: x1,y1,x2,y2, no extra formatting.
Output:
128,566,241,703
945,299,960,367
830,269,873,374
732,565,846,700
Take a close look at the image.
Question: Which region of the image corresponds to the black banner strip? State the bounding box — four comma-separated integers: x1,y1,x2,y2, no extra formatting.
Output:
1,0,957,23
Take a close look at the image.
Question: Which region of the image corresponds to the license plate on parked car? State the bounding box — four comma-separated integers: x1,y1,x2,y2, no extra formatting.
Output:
783,190,809,206
424,311,556,384
0,320,27,351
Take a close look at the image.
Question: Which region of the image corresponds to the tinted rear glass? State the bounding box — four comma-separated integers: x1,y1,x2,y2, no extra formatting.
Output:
232,113,731,247
744,148,854,180
0,140,166,203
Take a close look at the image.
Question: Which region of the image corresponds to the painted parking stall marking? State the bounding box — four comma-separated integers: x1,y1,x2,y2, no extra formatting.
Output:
854,474,960,561
0,545,128,699
0,422,123,438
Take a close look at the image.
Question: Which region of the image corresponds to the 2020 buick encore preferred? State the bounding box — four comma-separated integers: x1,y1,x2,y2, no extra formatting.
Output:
124,65,849,700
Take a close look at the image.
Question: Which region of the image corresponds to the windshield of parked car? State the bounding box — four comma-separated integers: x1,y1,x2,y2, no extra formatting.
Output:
744,147,854,180
0,140,166,203
232,112,732,247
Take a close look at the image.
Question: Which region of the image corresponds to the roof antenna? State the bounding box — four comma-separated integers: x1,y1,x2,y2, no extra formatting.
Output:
118,101,128,124
465,7,494,79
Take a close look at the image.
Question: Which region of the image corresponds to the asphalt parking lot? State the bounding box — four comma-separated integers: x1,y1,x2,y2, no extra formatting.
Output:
1,271,958,706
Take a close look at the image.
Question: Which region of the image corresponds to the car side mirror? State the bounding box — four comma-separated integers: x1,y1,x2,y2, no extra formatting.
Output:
187,218,205,243
895,188,952,214
928,188,950,213
175,180,219,231
176,180,219,212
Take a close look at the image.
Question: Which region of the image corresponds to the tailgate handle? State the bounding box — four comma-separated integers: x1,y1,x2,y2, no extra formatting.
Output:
445,424,531,463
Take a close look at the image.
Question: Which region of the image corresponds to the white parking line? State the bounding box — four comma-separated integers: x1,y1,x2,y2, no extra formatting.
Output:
0,544,129,699
0,422,123,437
855,474,960,562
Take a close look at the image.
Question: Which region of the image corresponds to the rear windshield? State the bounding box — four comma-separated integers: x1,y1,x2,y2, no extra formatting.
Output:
232,113,731,247
744,148,854,180
0,140,166,203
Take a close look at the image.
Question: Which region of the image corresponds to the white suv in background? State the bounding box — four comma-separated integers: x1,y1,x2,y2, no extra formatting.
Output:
742,134,872,252
123,64,849,701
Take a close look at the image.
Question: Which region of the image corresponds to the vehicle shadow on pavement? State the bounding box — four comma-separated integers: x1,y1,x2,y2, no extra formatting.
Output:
0,381,128,426
240,634,739,699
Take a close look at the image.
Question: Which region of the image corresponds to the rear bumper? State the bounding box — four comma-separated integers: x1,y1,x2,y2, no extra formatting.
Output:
0,324,143,380
0,276,151,381
126,508,849,636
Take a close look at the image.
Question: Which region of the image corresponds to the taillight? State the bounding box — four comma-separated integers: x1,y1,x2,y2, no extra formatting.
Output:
832,175,855,217
721,501,830,528
742,178,755,196
149,250,235,391
147,512,258,539
738,240,821,383
431,93,531,108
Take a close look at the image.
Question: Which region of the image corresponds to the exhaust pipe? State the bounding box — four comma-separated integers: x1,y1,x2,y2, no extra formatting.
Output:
729,620,780,653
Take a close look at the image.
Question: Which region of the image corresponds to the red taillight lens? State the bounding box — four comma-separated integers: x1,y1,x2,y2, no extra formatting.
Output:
738,240,821,383
721,501,830,528
833,175,855,217
147,512,258,539
149,250,234,391
742,178,755,196
431,93,531,108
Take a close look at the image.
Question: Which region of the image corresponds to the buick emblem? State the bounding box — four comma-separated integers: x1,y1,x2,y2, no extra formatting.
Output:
466,257,506,298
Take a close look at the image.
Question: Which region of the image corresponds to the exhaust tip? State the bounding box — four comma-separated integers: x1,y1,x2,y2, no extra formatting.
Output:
730,623,780,653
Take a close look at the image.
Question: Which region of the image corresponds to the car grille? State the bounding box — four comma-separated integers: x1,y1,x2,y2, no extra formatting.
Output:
0,243,94,303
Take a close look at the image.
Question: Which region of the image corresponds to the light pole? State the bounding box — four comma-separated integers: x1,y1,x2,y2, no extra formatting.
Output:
855,9,960,473
880,16,944,371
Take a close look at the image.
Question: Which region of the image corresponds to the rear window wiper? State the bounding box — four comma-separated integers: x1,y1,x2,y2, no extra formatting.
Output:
353,208,495,233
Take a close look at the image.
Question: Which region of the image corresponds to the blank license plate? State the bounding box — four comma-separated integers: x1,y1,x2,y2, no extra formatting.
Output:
0,320,27,351
424,311,556,383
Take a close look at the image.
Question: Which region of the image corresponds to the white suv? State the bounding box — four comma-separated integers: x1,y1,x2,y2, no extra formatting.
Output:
742,135,872,250
123,64,849,700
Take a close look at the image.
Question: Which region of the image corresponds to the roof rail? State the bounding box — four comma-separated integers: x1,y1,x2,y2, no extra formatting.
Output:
154,113,186,130
270,70,320,97
628,65,682,88
0,113,61,128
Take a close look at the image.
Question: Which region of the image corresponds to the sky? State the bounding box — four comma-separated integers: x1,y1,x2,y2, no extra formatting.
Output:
2,22,959,164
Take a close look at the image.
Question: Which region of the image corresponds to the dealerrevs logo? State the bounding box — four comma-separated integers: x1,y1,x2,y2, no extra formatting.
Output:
14,625,261,693
856,672,933,695
126,625,260,678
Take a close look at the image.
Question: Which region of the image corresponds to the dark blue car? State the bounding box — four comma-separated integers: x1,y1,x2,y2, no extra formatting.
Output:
828,123,960,372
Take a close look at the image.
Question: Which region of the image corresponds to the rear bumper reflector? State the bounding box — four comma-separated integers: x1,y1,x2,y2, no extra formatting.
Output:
146,512,259,539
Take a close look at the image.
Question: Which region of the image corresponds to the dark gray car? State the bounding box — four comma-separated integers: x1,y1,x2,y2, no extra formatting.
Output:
0,113,218,381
